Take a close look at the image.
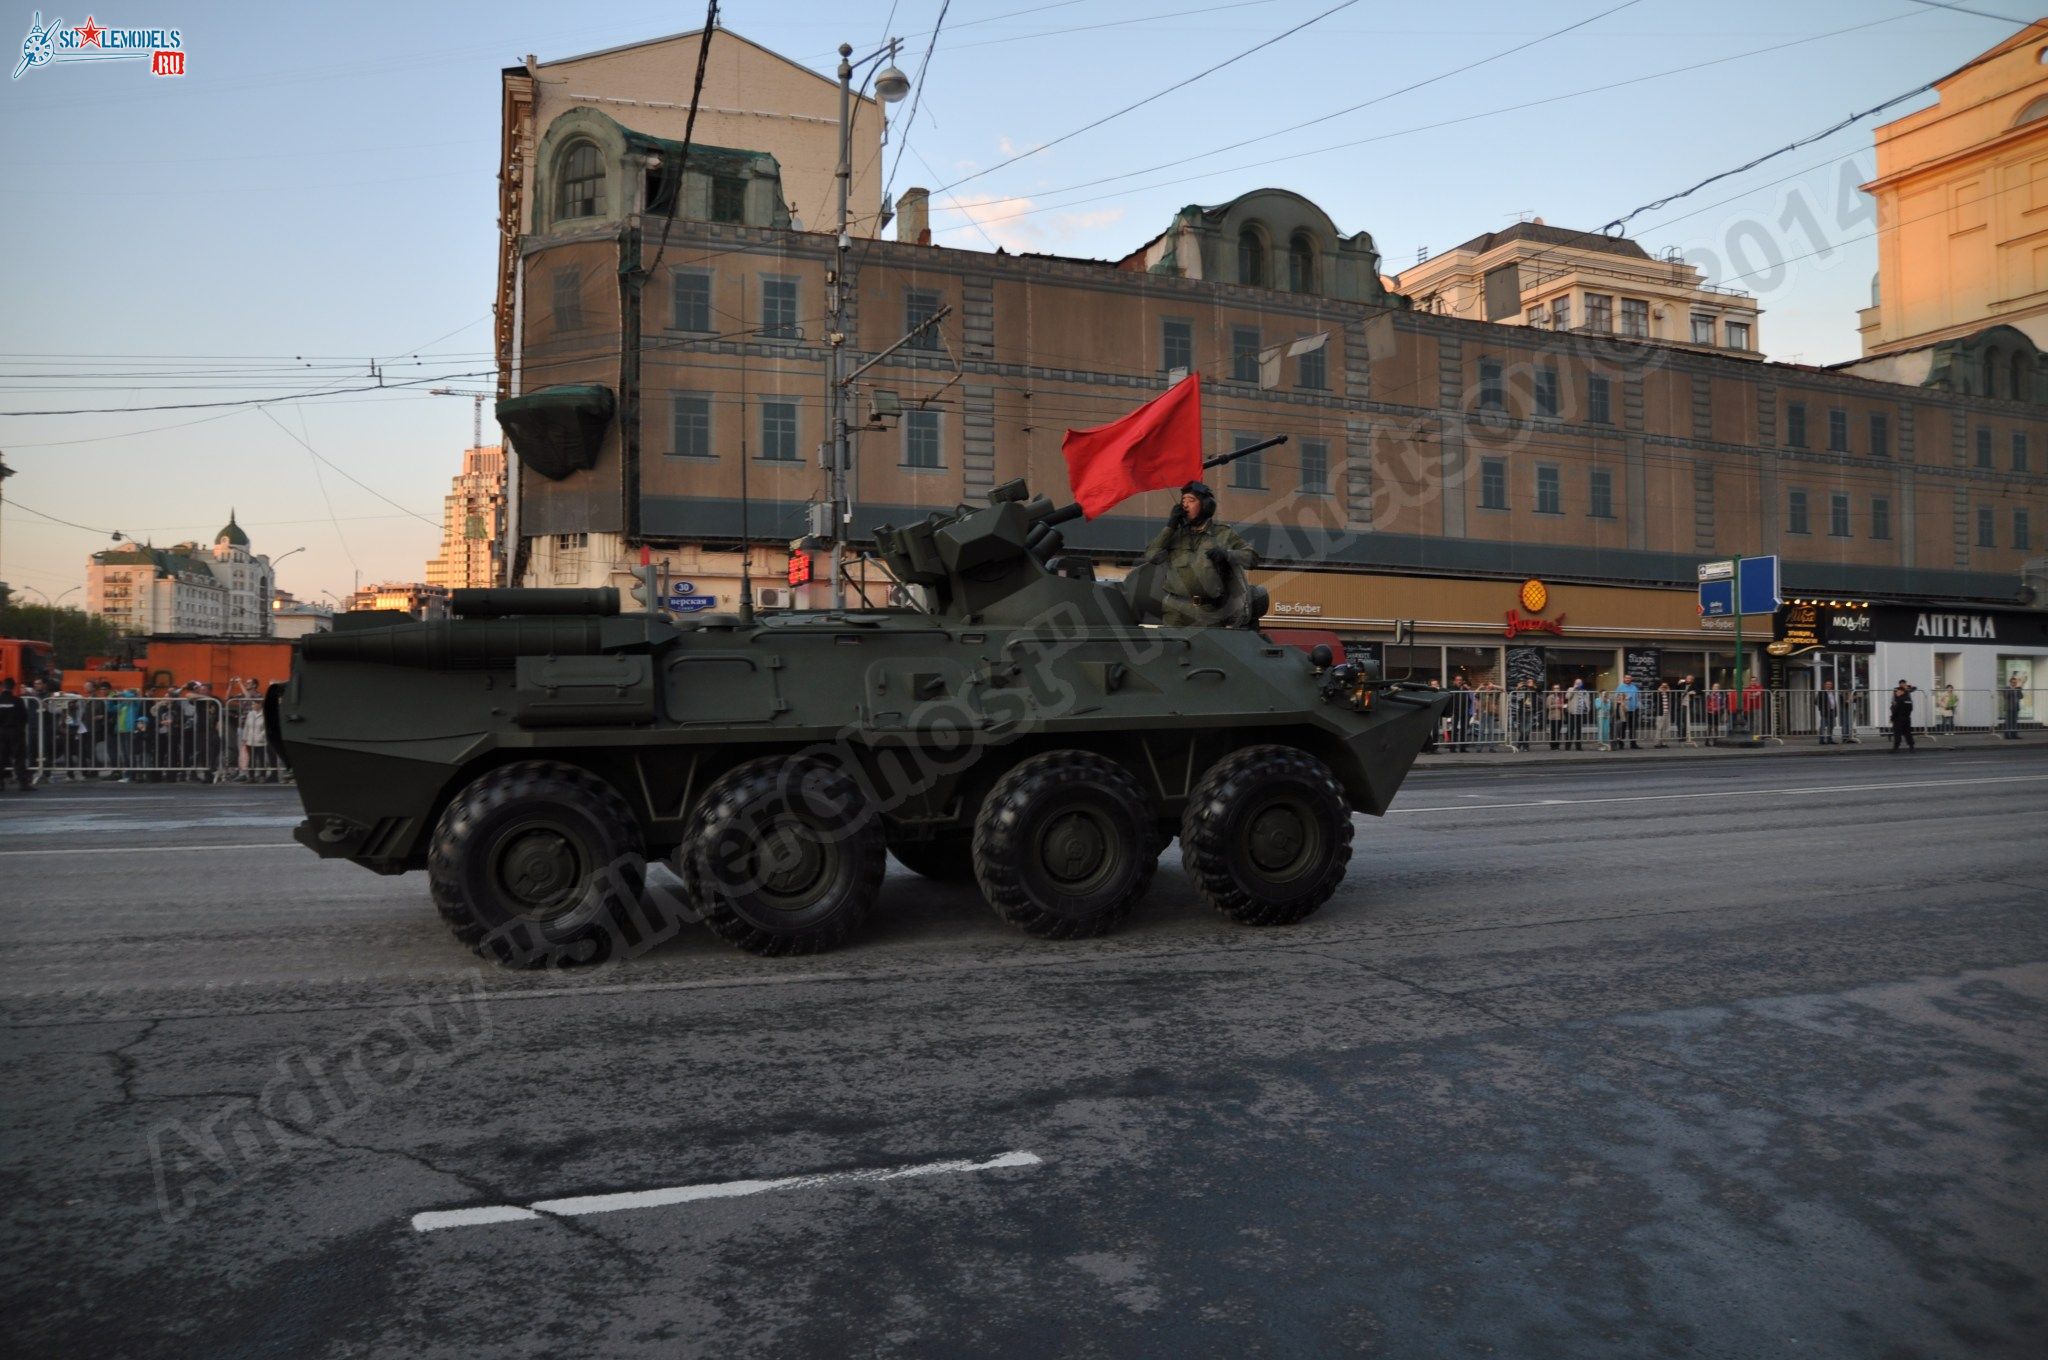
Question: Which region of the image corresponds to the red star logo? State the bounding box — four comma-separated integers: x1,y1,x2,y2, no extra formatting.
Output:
76,17,103,47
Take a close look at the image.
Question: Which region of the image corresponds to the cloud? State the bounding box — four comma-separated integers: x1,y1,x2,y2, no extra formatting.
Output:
997,135,1019,157
930,196,1126,255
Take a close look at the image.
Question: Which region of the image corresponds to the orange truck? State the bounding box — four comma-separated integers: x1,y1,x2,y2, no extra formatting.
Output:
0,638,59,688
64,637,298,695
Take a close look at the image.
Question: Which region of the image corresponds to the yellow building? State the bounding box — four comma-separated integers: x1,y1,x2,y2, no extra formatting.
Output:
1855,20,2048,380
425,445,506,591
1393,220,1762,360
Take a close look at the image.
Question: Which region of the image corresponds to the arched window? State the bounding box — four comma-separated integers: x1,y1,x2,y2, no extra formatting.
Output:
2012,350,2030,402
1983,348,2001,398
558,141,604,220
1237,227,1266,288
2017,95,2048,127
1287,232,1316,293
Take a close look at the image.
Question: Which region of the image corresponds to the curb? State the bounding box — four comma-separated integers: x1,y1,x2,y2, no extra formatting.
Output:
1415,736,2032,770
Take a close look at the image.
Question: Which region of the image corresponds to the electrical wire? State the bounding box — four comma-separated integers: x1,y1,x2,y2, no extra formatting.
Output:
644,0,721,280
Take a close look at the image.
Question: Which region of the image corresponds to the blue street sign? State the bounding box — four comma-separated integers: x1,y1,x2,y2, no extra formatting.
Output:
665,581,717,613
1697,555,1780,617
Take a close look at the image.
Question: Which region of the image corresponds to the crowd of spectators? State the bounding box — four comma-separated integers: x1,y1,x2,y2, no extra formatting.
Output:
7,677,284,787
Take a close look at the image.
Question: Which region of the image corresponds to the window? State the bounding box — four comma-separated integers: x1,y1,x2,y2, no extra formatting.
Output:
1480,458,1507,510
1478,358,1504,411
1725,321,1751,351
670,270,711,332
2013,432,2030,472
558,141,603,219
905,289,941,349
2013,352,2031,401
1231,327,1261,382
759,401,798,461
2017,508,2033,550
1830,493,1851,537
1534,367,1560,418
552,267,582,331
710,175,746,224
904,410,942,468
1526,309,1548,329
1162,319,1193,374
1299,439,1329,495
1297,340,1327,390
1585,294,1612,332
1976,427,1993,467
1229,433,1265,489
1788,489,1809,535
1871,497,1891,540
1590,468,1614,518
1237,228,1266,287
1691,314,1715,344
1977,505,1995,548
761,279,798,340
1536,466,1561,515
554,532,588,551
1620,297,1648,337
669,394,711,459
1287,233,1315,292
1827,408,1848,452
1587,374,1612,425
1869,413,1889,458
1551,296,1571,331
1786,402,1807,448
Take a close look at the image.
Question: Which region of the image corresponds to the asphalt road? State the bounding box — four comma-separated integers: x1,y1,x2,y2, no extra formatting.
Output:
3,747,2045,1358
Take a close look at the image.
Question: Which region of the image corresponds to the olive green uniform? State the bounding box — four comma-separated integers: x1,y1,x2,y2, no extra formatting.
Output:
1143,519,1257,625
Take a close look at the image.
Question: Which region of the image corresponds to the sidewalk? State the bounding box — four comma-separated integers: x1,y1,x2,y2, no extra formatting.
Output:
1415,730,2034,769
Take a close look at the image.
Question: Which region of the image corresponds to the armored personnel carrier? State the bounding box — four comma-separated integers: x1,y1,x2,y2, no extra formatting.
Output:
274,479,1448,966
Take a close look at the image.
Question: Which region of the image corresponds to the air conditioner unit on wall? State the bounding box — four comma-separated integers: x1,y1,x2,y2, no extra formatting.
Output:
755,587,791,610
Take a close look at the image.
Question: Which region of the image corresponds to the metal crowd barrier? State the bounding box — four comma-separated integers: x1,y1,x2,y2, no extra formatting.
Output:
14,696,291,785
1420,687,2037,755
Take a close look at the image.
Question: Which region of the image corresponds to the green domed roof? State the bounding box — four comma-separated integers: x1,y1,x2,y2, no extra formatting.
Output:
215,509,249,548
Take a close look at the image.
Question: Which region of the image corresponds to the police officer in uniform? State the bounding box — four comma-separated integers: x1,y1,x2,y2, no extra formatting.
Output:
1143,480,1257,626
0,678,33,792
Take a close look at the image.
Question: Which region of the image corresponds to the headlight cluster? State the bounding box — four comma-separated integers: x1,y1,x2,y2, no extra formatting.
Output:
1317,662,1372,712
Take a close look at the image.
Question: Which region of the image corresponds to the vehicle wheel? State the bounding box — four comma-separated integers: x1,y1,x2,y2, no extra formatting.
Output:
889,833,976,883
428,760,645,968
1181,744,1351,927
684,756,885,957
973,750,1156,940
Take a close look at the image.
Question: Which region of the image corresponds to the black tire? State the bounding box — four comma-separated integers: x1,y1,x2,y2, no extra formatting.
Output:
428,760,645,968
684,756,885,957
972,750,1156,940
1180,745,1351,927
889,833,977,883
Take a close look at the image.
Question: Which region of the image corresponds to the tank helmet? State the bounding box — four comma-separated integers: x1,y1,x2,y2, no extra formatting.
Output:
1178,480,1217,523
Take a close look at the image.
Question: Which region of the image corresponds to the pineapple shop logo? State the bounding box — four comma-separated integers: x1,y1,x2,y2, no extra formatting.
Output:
14,11,184,79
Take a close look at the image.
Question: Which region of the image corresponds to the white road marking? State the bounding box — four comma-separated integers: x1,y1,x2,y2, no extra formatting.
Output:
0,814,299,837
0,842,293,858
1392,773,2048,815
411,1150,1044,1233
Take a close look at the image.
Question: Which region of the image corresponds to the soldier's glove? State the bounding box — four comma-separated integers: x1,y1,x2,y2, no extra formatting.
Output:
1205,546,1231,570
1168,503,1188,529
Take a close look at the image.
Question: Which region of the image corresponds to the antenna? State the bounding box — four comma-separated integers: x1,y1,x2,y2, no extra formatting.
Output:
737,408,756,625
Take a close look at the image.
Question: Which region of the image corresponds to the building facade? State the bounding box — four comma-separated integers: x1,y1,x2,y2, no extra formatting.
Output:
268,590,333,640
1856,20,2048,362
86,514,276,637
345,581,451,621
1393,220,1763,360
425,444,507,591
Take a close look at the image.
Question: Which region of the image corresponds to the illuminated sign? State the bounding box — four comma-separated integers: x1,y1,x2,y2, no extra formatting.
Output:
787,551,813,586
1504,580,1564,637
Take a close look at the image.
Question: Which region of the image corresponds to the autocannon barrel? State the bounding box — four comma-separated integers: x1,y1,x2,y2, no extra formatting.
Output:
300,618,607,668
450,587,620,618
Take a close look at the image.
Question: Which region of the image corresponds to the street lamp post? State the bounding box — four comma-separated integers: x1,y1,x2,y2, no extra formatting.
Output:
826,40,910,611
18,585,79,645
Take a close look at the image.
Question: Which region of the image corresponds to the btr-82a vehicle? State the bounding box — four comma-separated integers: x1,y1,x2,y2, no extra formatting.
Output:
273,479,1447,966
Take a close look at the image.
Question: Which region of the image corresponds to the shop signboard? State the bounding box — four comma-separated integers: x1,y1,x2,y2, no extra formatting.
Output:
1769,601,1875,656
1624,648,1661,685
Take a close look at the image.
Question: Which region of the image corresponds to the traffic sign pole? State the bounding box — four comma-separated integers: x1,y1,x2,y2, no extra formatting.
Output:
1732,556,1746,737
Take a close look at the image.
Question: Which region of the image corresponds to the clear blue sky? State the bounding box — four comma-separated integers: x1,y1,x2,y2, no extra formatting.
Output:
0,0,2033,606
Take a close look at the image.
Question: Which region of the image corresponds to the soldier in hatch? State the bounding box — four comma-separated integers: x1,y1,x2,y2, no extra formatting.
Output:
1143,480,1258,626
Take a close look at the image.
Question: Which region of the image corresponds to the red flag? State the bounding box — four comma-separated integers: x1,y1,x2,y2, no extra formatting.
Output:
1059,373,1202,520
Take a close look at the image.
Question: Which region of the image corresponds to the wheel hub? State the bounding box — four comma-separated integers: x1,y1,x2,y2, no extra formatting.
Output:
1040,809,1109,887
1247,802,1310,874
756,820,827,900
498,827,580,913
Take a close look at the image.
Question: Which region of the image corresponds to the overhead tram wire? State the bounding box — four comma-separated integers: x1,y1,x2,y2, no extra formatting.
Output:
927,5,1941,236
930,0,1364,198
644,0,721,280
881,0,951,207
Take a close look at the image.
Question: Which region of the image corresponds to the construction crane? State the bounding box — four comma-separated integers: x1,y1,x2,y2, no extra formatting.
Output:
430,388,487,448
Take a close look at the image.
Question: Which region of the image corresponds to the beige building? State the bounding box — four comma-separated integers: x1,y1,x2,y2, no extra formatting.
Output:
346,582,451,621
497,27,886,391
1857,21,2048,363
1393,220,1763,360
86,514,276,637
425,444,507,591
268,590,333,640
